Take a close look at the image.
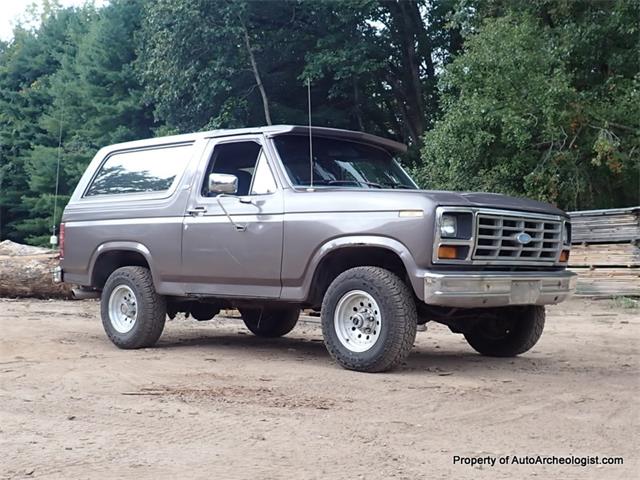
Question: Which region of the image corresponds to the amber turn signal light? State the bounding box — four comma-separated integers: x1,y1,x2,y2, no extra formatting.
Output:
438,245,459,260
559,250,570,262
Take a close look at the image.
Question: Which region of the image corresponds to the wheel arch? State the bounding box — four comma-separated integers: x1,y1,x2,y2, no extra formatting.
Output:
303,236,421,307
89,242,156,289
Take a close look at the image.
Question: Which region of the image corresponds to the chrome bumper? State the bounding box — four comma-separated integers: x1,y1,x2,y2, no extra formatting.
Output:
423,270,577,308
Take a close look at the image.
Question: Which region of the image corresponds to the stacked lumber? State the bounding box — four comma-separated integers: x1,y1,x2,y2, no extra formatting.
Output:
568,267,640,297
570,207,639,243
569,243,640,268
569,207,640,297
0,240,72,298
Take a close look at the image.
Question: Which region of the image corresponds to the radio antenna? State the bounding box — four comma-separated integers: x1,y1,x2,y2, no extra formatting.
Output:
51,100,64,248
307,77,314,190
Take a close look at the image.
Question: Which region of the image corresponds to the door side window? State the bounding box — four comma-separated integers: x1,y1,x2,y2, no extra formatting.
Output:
202,141,262,197
250,151,277,195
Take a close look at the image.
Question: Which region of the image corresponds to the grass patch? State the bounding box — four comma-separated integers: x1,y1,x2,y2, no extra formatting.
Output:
610,296,640,310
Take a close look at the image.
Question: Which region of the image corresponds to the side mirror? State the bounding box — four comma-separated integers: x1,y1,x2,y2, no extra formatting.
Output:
208,173,238,195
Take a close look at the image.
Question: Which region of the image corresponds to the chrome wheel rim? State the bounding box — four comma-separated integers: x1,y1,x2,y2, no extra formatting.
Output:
108,285,138,334
334,290,381,353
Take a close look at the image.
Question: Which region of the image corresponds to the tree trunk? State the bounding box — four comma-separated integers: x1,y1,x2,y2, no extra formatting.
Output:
385,0,434,145
353,79,365,131
240,20,272,126
0,254,72,298
0,240,72,298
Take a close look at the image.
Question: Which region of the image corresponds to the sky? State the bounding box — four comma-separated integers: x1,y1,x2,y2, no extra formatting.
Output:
0,0,107,42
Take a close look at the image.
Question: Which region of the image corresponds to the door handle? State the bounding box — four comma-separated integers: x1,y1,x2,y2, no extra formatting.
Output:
187,206,207,216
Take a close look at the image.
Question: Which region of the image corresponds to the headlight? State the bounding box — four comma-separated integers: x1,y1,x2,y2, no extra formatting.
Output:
440,215,458,238
562,222,570,244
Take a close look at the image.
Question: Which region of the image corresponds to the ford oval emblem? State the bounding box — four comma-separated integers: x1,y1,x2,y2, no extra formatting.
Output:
515,232,532,245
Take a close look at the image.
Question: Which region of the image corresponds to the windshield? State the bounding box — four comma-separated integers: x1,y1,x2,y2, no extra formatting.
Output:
273,135,418,189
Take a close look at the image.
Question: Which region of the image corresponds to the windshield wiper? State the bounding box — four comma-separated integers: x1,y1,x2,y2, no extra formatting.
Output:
379,182,414,189
326,180,383,189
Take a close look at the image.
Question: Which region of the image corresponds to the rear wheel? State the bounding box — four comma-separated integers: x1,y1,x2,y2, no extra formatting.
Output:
321,266,417,372
240,307,300,337
101,266,166,349
463,305,545,357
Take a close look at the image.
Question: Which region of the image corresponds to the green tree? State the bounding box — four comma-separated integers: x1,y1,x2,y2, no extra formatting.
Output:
0,6,91,243
1,0,153,244
417,0,639,209
304,0,462,152
138,0,287,131
138,0,462,157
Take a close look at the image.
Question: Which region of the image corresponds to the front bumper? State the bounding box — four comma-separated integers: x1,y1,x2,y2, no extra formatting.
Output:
423,270,577,308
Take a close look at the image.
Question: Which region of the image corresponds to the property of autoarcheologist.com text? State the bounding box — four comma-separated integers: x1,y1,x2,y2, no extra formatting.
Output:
453,454,624,468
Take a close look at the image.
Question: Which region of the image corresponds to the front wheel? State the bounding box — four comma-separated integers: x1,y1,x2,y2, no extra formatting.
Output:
240,307,300,337
321,267,417,372
101,266,166,349
463,305,545,357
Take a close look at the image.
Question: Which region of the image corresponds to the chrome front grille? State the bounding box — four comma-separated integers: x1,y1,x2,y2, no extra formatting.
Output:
473,213,562,262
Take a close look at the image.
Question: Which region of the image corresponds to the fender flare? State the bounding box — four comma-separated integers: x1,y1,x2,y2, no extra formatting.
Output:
300,235,422,300
88,241,157,286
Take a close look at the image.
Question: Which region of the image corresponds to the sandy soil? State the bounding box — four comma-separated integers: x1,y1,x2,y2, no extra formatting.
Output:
0,297,637,479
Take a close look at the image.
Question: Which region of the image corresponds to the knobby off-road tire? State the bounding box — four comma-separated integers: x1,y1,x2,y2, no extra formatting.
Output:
101,266,166,349
240,307,300,337
463,305,545,357
321,267,417,373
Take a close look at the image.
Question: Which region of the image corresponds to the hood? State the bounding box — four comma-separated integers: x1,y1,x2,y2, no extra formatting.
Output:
283,188,567,217
419,190,567,217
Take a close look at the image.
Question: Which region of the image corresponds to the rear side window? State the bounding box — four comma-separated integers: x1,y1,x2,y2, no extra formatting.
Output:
85,144,192,196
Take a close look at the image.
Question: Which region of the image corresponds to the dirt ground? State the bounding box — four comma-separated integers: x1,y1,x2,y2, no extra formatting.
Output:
0,297,637,479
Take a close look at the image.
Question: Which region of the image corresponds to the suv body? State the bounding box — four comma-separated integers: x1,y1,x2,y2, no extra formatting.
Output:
57,125,576,371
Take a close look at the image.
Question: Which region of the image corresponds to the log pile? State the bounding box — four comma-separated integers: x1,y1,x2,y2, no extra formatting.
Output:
568,207,640,297
0,240,72,298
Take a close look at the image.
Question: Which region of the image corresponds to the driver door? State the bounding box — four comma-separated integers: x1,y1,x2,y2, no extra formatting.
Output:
181,136,284,298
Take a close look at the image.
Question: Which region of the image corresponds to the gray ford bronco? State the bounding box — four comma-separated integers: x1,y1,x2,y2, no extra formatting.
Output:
56,125,577,372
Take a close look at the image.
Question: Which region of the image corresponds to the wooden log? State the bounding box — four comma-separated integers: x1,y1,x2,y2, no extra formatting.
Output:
0,241,72,298
0,253,72,298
